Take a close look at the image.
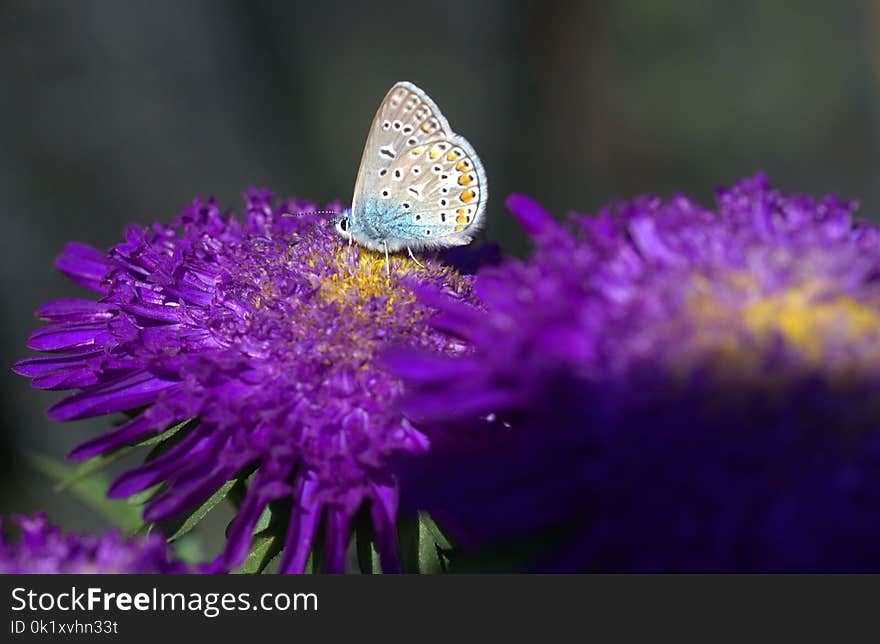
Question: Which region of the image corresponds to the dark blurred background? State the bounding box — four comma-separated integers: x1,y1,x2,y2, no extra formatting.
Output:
2,0,880,537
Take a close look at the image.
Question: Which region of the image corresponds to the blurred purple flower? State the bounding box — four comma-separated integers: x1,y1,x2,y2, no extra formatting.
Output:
14,189,475,573
390,174,880,572
0,514,186,574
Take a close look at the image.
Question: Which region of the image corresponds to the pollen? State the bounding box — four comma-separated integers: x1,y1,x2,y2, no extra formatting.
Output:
318,246,422,319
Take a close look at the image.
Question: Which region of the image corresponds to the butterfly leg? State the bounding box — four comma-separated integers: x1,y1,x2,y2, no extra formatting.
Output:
383,241,390,277
406,246,425,268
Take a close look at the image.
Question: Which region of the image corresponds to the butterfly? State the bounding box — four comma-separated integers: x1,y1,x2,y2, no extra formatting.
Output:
335,81,488,267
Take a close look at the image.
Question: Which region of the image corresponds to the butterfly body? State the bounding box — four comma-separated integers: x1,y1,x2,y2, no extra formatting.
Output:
345,200,419,253
336,82,488,254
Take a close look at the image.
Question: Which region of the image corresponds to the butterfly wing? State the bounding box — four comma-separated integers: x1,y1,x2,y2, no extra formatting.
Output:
371,135,488,249
351,82,453,217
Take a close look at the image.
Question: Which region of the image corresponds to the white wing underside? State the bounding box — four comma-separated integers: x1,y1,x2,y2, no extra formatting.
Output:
351,82,488,248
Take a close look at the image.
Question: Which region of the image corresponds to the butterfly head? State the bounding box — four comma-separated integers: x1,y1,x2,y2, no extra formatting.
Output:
334,212,350,235
333,209,354,243
333,210,354,244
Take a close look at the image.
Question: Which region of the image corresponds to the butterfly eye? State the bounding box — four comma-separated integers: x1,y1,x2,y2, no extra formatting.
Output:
339,217,348,232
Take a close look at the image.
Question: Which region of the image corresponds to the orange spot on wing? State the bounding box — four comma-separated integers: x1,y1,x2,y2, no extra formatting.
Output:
421,123,432,132
456,215,468,224
460,189,475,203
458,174,472,186
446,152,459,161
454,225,465,232
429,146,441,159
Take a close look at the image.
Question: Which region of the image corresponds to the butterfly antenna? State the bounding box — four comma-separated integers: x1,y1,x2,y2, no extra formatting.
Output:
281,209,341,219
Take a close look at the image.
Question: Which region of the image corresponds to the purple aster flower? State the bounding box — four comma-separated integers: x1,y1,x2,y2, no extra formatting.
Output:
14,189,475,573
0,514,186,573
390,174,880,572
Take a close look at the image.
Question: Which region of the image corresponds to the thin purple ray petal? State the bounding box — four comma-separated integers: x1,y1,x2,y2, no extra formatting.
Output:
48,371,179,421
27,323,110,352
68,413,167,461
106,425,210,496
369,479,401,574
54,243,112,294
278,473,322,574
324,505,352,574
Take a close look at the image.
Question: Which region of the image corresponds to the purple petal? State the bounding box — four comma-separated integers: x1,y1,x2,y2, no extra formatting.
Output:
383,349,483,385
69,413,167,461
143,466,236,523
278,473,322,574
506,193,563,237
628,216,679,264
32,367,99,390
217,469,291,570
54,243,111,294
106,425,210,495
48,371,179,421
13,349,102,378
403,387,521,423
35,299,114,323
121,301,186,324
369,479,401,574
324,505,352,574
27,323,110,352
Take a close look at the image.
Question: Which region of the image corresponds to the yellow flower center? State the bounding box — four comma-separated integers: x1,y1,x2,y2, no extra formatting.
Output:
684,273,880,378
318,246,423,316
743,286,880,364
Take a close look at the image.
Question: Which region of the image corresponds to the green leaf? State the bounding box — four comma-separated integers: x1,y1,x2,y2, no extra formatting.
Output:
234,530,284,574
140,419,195,457
140,418,194,447
27,451,142,533
417,516,445,575
157,477,239,542
53,419,195,492
419,512,454,551
398,512,455,574
251,504,273,534
131,523,152,537
232,498,291,574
